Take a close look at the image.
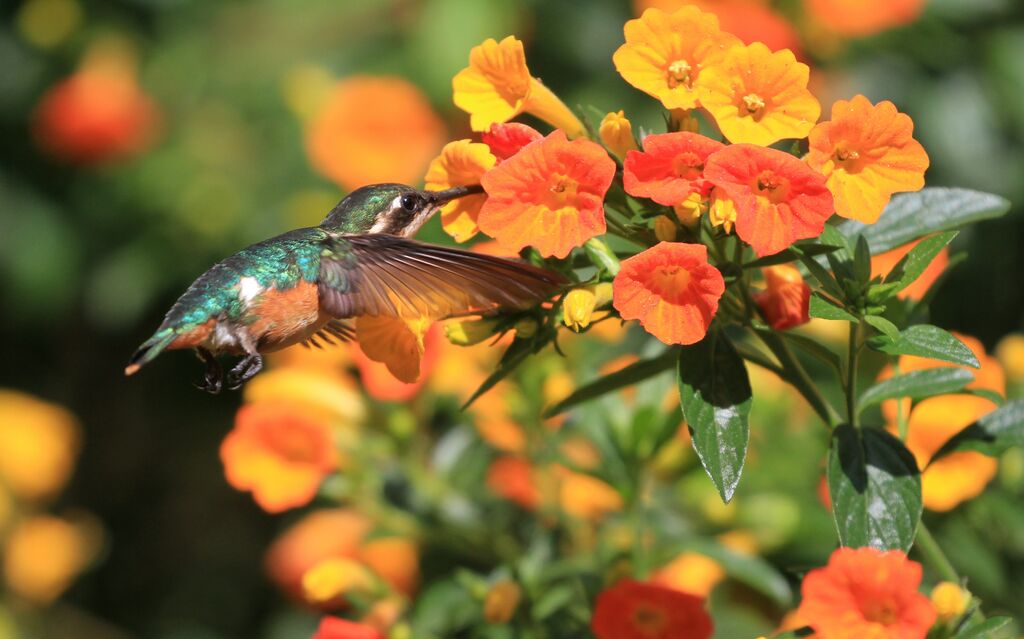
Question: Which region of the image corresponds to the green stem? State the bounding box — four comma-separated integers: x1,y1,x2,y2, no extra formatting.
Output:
847,321,862,427
632,469,651,578
914,522,961,584
758,332,842,427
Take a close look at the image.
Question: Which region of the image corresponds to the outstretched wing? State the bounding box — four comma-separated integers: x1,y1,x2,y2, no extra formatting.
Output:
318,234,566,320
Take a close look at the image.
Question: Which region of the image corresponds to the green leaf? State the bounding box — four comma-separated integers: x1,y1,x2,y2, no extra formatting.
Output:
796,247,846,300
542,350,677,417
743,243,838,269
857,368,975,412
678,334,752,503
827,424,922,551
853,235,872,284
867,325,980,368
531,582,577,621
932,400,1024,461
809,293,858,322
883,230,958,295
837,188,1010,254
776,330,842,372
955,617,1015,639
863,315,900,339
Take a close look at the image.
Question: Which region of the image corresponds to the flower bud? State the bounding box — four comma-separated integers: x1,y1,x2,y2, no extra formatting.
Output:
653,215,677,242
563,283,612,332
754,265,810,330
445,318,499,346
930,581,969,622
514,318,538,339
483,581,522,624
672,192,703,228
670,108,699,133
599,110,638,160
996,333,1024,382
302,557,374,603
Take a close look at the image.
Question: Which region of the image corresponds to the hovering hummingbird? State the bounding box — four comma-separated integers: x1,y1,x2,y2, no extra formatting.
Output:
125,183,566,393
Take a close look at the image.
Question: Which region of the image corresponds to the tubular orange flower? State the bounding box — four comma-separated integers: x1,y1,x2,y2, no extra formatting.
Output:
424,140,496,242
592,580,714,639
613,6,740,111
599,110,639,160
755,264,810,330
804,0,926,38
806,95,929,223
870,238,948,300
481,122,543,161
613,242,725,345
220,402,338,513
623,132,724,205
486,456,541,510
697,42,820,146
797,547,936,639
452,36,586,137
704,144,834,256
478,130,616,258
313,616,385,639
266,509,371,597
306,76,445,191
355,316,435,385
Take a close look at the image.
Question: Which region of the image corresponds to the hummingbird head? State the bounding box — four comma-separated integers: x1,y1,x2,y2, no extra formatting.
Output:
319,183,483,237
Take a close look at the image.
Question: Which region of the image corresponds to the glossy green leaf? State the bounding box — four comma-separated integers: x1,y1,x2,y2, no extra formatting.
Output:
678,335,752,503
867,325,980,368
796,248,846,300
932,399,1024,461
863,315,900,340
827,424,922,551
857,368,975,412
542,349,677,417
809,293,858,322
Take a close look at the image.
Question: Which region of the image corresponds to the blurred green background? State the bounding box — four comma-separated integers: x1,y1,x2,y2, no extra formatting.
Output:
2,0,1024,637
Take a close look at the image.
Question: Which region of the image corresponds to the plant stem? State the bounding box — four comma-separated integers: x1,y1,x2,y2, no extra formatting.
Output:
632,469,651,578
758,331,842,427
914,522,961,584
846,321,862,427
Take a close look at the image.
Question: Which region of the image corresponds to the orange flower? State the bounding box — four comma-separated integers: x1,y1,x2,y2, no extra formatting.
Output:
424,140,496,242
353,316,439,396
613,6,741,110
804,0,926,38
306,76,445,191
797,547,936,639
220,402,338,513
623,132,724,205
0,390,80,502
704,144,833,256
472,387,527,453
613,242,725,345
313,616,385,639
755,264,810,330
806,95,929,223
486,456,541,509
557,468,623,520
452,36,586,137
3,514,100,604
652,552,726,597
592,580,713,639
697,42,820,146
478,130,616,258
358,537,420,597
870,238,948,301
33,48,160,164
634,0,802,55
481,122,543,161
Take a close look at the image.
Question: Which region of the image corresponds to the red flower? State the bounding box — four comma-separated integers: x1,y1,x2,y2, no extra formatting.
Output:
312,616,384,639
481,122,543,161
478,130,616,258
755,264,810,330
613,242,724,345
592,580,713,639
623,132,724,206
704,144,833,256
797,547,937,639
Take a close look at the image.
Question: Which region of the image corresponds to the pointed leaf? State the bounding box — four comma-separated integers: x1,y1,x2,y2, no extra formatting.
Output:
796,248,846,300
853,235,872,284
932,399,1024,461
867,324,979,368
678,335,752,503
864,315,900,340
743,243,838,269
809,293,858,322
955,617,1014,639
827,424,922,551
542,350,677,417
884,230,958,295
857,368,975,412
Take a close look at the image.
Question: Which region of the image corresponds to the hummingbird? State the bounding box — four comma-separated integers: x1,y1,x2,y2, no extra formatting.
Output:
125,183,566,393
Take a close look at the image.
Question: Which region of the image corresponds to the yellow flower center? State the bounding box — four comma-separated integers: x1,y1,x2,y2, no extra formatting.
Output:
741,93,766,115
647,265,693,304
666,59,693,89
671,151,704,180
754,170,791,204
543,173,580,210
835,147,861,162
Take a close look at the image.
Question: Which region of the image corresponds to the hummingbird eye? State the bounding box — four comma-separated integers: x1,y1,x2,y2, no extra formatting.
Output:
400,194,421,212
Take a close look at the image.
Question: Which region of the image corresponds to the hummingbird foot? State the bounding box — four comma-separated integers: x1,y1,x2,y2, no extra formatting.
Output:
193,347,223,394
226,354,263,390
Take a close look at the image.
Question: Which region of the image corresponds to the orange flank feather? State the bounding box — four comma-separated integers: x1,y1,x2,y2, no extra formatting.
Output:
169,319,217,350
248,281,324,350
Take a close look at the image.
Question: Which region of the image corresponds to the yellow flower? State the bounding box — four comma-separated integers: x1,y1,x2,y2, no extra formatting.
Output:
698,42,820,146
599,110,638,159
652,552,726,597
673,191,704,228
613,6,740,110
302,557,375,603
0,390,80,502
931,582,969,622
563,283,613,332
424,139,496,242
453,36,586,137
483,581,522,624
557,468,623,520
708,189,736,232
996,333,1024,382
3,514,100,604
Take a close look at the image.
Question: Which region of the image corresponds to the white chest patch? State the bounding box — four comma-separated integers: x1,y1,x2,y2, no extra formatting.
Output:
237,276,264,306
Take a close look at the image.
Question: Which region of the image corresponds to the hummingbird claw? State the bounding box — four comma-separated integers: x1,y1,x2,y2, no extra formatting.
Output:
193,347,223,394
225,354,263,390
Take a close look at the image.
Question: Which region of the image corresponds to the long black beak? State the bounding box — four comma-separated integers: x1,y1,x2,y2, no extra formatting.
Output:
425,184,484,205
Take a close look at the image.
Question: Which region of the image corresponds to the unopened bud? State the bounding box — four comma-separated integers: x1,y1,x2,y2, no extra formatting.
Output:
483,581,522,624
653,215,677,242
673,192,703,228
599,110,638,160
670,108,699,133
563,283,612,332
931,582,969,622
445,318,499,346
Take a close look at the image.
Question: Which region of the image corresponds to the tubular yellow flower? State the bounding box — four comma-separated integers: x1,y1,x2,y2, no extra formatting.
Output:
697,43,820,146
424,139,496,242
613,7,740,110
654,215,677,241
930,582,969,622
453,36,586,137
599,110,638,159
302,557,375,603
673,191,704,228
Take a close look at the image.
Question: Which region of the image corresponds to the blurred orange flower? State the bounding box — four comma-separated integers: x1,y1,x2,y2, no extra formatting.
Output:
424,140,496,242
806,95,928,223
0,390,80,502
305,76,445,191
33,49,160,164
313,616,385,639
870,238,948,301
244,366,366,425
358,537,420,597
797,547,936,639
613,242,725,345
804,0,926,38
592,580,714,639
623,132,724,205
755,264,811,330
220,402,338,513
613,6,740,110
452,36,586,137
3,514,100,604
698,43,819,146
557,468,623,520
652,552,726,597
479,130,616,258
486,456,541,510
634,0,802,55
704,144,833,256
472,387,527,453
481,122,543,161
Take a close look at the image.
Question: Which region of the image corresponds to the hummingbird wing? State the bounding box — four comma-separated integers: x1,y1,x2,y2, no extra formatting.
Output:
317,234,567,320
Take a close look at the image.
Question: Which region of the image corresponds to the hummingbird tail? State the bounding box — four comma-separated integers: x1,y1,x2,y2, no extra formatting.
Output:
125,328,177,376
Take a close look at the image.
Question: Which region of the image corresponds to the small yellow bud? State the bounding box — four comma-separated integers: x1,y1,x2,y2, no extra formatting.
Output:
996,333,1024,382
670,108,700,133
483,581,522,624
654,215,677,242
673,191,704,228
931,581,969,622
599,110,638,160
301,558,374,603
514,318,538,339
709,190,737,233
445,318,499,346
564,288,596,332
